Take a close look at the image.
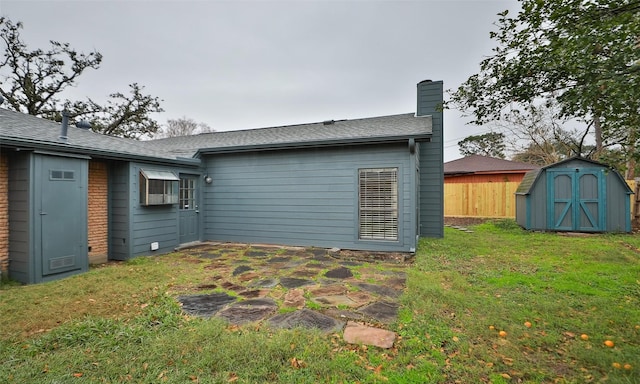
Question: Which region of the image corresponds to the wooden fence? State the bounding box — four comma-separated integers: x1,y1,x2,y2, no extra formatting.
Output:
445,179,639,220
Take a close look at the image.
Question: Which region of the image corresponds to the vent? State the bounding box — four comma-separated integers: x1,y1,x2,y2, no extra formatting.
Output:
322,120,335,125
50,255,75,270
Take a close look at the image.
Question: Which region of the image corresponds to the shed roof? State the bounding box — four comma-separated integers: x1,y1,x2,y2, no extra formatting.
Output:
147,113,431,157
515,156,633,195
444,155,539,176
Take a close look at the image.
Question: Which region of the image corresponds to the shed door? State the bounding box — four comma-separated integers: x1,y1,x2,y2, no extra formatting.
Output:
179,175,199,244
548,169,605,231
38,156,87,277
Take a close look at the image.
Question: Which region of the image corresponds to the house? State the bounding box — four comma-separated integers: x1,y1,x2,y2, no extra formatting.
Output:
444,155,539,184
515,157,633,232
0,79,444,284
443,155,539,218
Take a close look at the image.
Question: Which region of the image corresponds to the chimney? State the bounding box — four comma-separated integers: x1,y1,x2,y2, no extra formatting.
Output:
416,79,444,237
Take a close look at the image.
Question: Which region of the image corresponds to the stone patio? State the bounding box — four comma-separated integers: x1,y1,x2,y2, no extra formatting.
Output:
174,243,410,348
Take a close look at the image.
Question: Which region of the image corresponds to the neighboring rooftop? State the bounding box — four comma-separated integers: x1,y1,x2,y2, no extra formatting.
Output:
444,155,539,176
146,113,432,157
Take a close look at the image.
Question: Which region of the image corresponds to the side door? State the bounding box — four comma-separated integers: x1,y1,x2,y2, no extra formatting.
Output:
548,169,604,231
179,175,199,244
37,155,88,278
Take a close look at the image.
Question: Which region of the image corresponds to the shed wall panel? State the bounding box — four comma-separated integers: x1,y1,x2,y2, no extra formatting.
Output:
606,172,631,232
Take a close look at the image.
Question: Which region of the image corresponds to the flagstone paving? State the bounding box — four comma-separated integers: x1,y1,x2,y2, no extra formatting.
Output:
174,243,411,348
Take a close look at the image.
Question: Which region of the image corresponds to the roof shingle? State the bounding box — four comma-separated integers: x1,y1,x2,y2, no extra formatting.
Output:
1,110,432,161
444,155,539,175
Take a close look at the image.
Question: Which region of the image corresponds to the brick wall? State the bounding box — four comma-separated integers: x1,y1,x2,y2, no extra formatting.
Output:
88,160,108,264
0,153,8,272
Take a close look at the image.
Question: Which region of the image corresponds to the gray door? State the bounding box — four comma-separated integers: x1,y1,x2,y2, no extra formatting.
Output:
548,169,604,231
38,155,87,277
179,175,199,243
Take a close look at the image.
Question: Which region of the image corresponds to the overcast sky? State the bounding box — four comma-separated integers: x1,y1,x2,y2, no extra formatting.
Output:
0,0,517,161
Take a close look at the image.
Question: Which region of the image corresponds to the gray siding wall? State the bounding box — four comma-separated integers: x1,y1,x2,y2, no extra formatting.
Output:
417,80,444,237
109,162,131,260
130,163,180,257
202,143,416,252
8,152,32,283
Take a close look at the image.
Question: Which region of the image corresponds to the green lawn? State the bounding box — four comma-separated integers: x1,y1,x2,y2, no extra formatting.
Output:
1,220,639,383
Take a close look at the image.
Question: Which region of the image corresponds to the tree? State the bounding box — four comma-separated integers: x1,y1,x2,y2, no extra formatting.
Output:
0,17,163,139
449,0,640,173
458,132,506,158
62,83,164,139
497,102,593,165
156,116,215,138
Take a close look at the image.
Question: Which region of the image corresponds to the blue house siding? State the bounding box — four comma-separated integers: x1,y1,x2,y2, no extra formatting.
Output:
202,143,416,252
108,162,131,260
417,80,444,238
7,152,32,283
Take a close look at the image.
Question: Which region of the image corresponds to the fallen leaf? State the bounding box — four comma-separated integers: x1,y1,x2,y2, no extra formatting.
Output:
73,372,83,378
228,372,239,382
140,303,149,309
290,357,306,369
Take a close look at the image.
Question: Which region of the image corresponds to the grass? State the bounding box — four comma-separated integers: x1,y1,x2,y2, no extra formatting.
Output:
1,220,639,383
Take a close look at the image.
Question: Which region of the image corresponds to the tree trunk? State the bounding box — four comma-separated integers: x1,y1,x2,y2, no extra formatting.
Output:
593,114,603,159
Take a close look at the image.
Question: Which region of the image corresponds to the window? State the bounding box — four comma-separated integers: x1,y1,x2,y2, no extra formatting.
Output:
179,178,196,210
50,170,75,181
358,168,398,241
139,169,179,205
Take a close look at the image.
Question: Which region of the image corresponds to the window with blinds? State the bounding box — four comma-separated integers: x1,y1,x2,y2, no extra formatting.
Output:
358,168,398,241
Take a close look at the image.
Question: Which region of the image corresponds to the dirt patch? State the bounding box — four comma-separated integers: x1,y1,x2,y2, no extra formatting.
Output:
444,217,491,227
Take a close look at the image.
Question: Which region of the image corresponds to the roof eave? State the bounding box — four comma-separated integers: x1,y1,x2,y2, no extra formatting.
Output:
1,137,200,167
195,134,432,156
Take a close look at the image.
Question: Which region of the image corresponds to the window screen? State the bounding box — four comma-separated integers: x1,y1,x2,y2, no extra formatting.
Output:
358,168,398,241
